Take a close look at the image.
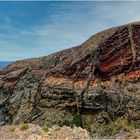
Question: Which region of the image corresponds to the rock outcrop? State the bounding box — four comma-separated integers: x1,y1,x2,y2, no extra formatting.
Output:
0,21,140,132
0,124,91,140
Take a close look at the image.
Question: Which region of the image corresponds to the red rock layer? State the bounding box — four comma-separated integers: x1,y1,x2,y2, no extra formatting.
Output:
43,24,140,82
98,25,140,80
0,22,140,127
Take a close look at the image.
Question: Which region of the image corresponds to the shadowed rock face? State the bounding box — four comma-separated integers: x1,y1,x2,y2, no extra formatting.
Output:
0,22,140,131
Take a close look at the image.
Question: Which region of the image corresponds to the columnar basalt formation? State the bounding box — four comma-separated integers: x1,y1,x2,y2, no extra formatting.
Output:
0,22,140,131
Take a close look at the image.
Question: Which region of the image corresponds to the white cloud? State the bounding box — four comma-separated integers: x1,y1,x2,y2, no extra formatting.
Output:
1,1,140,61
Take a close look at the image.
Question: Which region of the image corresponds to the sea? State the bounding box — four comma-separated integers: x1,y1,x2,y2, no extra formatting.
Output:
0,61,12,70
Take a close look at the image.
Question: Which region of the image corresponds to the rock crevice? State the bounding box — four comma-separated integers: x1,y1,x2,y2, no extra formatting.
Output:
0,22,140,131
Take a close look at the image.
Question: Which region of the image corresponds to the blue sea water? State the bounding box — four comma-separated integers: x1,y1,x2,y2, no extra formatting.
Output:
0,62,12,70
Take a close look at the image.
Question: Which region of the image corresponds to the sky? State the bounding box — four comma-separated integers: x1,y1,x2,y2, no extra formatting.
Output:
1,1,140,61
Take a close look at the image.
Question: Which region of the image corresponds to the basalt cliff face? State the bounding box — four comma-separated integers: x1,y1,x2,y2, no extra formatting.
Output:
0,22,140,132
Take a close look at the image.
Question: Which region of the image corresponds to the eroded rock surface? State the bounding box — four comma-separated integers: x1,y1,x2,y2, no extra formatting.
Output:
0,124,91,140
0,22,140,132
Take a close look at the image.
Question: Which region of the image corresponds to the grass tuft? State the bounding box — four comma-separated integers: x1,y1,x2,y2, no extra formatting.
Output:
20,124,29,131
42,124,49,132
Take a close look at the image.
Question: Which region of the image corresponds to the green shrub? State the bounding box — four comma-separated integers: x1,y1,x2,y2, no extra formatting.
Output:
20,124,29,131
61,120,71,127
42,124,49,132
72,115,82,127
60,115,82,127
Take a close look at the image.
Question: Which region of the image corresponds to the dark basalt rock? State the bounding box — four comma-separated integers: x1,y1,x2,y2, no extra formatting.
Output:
0,21,140,132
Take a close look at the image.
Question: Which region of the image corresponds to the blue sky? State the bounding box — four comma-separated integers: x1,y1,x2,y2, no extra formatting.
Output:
1,1,140,61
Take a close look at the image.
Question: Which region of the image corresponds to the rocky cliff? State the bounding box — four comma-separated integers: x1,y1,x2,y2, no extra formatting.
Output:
0,21,140,133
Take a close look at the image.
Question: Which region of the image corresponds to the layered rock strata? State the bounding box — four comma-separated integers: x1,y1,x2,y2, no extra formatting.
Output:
0,22,140,132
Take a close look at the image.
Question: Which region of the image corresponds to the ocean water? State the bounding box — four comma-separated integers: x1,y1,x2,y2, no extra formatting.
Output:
0,62,12,70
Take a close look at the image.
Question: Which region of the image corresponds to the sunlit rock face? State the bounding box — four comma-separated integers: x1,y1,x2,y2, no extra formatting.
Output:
0,22,140,131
